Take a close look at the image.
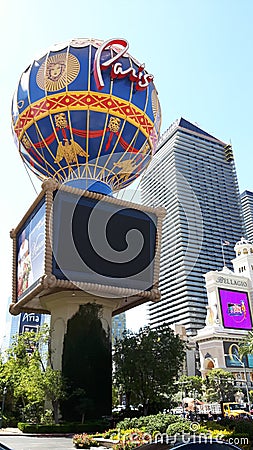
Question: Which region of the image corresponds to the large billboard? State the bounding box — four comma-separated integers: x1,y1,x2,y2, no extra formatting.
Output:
219,288,252,330
16,199,45,299
52,190,157,291
223,341,248,367
11,183,165,315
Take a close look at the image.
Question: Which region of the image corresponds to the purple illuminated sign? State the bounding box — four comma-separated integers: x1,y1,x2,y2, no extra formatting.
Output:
219,288,252,330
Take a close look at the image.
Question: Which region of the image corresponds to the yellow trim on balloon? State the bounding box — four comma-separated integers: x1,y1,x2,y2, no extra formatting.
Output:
14,91,156,141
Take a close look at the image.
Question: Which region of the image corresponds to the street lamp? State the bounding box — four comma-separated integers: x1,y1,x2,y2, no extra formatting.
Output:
225,353,250,411
212,374,235,402
174,380,187,417
0,387,7,429
192,388,198,419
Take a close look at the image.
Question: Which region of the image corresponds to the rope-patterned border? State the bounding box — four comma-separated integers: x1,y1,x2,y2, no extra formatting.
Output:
10,179,166,315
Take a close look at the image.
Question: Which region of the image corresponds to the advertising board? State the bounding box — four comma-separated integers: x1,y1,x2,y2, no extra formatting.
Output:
16,199,45,300
223,341,248,367
219,288,252,330
52,189,157,291
11,182,165,315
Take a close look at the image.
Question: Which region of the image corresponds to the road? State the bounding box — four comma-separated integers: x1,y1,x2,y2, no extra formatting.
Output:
0,435,75,450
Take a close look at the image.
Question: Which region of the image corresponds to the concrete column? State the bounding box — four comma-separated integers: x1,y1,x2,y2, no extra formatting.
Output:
40,290,121,370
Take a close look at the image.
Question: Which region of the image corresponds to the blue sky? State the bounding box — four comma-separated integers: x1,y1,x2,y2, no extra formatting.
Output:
1,0,253,332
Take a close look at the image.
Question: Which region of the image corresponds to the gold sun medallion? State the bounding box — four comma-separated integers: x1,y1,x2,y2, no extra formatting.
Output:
36,53,80,92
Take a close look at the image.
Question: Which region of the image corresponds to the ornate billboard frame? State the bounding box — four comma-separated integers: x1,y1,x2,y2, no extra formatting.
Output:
10,179,166,316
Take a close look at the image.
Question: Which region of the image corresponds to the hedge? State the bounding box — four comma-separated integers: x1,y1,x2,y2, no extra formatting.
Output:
17,419,109,434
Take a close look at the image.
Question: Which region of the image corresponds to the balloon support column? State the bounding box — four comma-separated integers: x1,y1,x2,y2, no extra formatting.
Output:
41,291,121,420
41,291,120,371
10,179,165,421
10,37,164,422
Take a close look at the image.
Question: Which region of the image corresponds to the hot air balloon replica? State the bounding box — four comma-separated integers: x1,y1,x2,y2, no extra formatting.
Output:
12,38,161,195
10,38,165,421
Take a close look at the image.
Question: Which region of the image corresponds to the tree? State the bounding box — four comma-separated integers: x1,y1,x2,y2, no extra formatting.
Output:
113,325,185,415
61,303,111,421
113,329,137,410
203,368,235,402
0,325,65,424
42,367,66,424
239,331,253,357
175,375,204,400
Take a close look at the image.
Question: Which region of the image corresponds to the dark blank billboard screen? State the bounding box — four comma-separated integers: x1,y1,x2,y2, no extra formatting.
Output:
52,190,157,291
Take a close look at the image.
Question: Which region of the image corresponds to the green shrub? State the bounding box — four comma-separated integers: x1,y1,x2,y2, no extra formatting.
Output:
166,420,193,436
202,421,225,430
117,413,181,434
233,420,253,439
219,418,237,430
40,410,54,425
117,417,140,430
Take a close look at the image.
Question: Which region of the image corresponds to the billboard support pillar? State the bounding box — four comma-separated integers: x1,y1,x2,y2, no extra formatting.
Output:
41,290,121,371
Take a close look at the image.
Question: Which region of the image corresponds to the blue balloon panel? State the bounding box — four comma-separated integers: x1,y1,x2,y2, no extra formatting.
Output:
12,38,162,192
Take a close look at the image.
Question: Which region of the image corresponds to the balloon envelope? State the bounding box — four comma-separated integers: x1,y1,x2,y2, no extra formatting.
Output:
12,38,162,193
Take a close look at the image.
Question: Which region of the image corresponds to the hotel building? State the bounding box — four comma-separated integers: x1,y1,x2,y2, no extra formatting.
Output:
141,118,244,335
241,190,253,243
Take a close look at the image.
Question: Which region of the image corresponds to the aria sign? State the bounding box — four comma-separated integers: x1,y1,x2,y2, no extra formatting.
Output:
19,312,42,334
94,38,154,91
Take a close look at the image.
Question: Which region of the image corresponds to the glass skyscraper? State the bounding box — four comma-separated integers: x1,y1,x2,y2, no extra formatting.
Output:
141,118,244,335
112,312,126,346
241,190,253,243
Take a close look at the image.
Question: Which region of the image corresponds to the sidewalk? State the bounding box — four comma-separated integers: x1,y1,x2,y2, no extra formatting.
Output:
0,427,73,437
0,428,113,446
0,428,22,435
